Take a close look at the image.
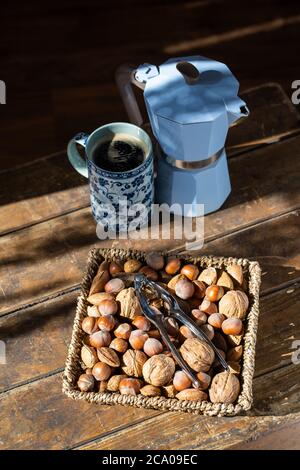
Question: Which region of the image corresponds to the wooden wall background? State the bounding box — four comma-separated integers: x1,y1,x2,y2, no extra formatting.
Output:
0,0,299,169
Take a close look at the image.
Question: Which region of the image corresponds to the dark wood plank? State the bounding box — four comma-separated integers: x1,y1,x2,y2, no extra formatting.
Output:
77,365,300,450
0,284,299,449
1,133,300,314
1,208,299,316
230,419,300,450
1,282,299,393
1,83,298,235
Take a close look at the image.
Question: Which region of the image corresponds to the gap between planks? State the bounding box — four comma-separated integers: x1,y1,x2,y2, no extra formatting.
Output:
1,128,299,240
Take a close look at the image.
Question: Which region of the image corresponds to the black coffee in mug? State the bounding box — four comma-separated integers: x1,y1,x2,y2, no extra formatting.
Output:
92,133,146,172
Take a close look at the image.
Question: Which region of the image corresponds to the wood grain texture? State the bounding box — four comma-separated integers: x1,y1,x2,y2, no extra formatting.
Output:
230,418,300,449
1,135,300,315
76,365,300,450
1,84,298,235
1,208,299,316
0,284,299,449
1,282,299,393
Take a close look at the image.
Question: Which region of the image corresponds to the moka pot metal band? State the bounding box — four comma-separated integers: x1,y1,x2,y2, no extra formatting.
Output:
159,146,224,171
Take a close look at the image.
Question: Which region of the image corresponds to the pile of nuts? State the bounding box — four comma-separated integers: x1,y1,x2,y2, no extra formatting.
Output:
78,253,249,404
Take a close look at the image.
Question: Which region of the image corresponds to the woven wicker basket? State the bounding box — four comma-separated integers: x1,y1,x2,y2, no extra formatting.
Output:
63,248,261,417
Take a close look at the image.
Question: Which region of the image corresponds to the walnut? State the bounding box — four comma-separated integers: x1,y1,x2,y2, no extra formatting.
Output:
209,372,240,403
97,347,120,367
116,287,141,319
219,290,249,319
179,338,214,372
122,349,147,377
142,354,175,386
107,374,128,392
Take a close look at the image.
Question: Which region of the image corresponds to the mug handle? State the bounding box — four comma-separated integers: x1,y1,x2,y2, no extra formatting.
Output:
67,132,90,178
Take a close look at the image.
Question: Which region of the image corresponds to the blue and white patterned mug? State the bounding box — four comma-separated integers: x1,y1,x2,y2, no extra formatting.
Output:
67,122,154,232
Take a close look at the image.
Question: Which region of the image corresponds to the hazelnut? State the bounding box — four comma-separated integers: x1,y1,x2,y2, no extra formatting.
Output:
119,378,141,395
146,252,165,271
85,368,93,375
77,373,95,392
176,389,208,401
222,318,243,335
162,383,177,398
81,345,98,368
209,372,240,404
173,370,192,391
167,273,186,291
165,317,179,336
98,299,118,316
226,264,244,287
142,354,175,386
110,338,128,353
87,292,115,306
227,345,243,362
97,347,120,367
205,285,224,302
165,257,181,275
200,324,215,340
99,380,108,392
82,316,98,335
212,332,228,352
208,313,226,329
124,259,143,273
148,329,162,340
180,338,214,372
191,309,207,325
89,330,111,348
217,271,234,290
187,297,202,309
175,279,195,300
192,280,206,299
116,288,141,319
89,270,110,295
180,264,199,281
104,278,125,294
212,348,226,368
109,260,124,276
114,323,132,340
139,266,159,281
227,361,241,375
219,290,249,319
107,374,127,392
143,338,163,356
179,325,195,340
97,314,116,331
199,299,218,315
196,371,211,390
140,384,161,397
132,315,151,331
129,330,149,350
198,267,217,285
122,349,148,377
92,361,112,381
87,305,101,318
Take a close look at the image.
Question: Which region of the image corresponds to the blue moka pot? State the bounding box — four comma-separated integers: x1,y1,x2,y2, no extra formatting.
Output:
116,56,249,216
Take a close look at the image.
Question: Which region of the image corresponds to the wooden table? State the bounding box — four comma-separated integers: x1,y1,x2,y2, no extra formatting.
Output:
0,83,300,450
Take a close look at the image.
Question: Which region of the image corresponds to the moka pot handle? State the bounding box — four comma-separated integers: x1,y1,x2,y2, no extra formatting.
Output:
115,64,145,127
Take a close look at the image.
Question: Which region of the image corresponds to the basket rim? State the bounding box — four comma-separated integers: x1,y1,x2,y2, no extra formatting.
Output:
62,248,261,417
